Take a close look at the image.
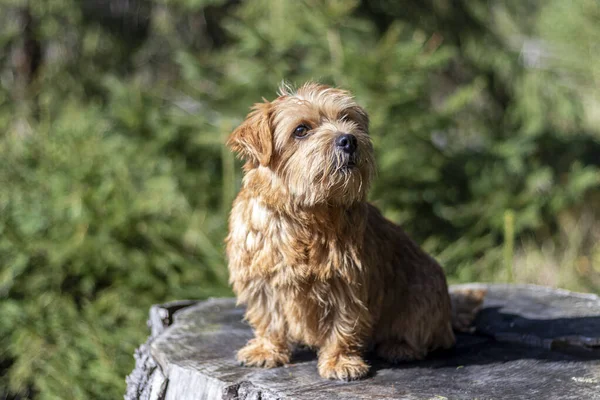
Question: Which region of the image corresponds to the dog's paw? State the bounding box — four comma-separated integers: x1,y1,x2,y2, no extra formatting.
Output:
376,340,424,363
318,353,369,381
237,338,289,368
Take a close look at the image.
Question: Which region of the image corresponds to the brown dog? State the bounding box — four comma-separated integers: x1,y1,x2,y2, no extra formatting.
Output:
226,82,482,380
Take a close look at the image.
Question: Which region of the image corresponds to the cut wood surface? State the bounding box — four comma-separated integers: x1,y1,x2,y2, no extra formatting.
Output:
125,284,600,400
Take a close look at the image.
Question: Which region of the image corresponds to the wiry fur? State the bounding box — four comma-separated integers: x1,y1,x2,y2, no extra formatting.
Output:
226,83,481,381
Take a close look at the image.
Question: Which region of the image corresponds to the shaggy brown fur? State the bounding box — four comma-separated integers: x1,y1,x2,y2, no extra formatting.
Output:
225,82,484,380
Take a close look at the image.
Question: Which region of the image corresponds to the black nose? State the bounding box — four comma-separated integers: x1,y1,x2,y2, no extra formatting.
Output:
335,133,357,154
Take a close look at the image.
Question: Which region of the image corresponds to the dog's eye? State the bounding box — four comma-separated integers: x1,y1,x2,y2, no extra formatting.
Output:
293,124,310,138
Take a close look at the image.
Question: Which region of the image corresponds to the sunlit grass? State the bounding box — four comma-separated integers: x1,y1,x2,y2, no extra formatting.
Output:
509,208,600,294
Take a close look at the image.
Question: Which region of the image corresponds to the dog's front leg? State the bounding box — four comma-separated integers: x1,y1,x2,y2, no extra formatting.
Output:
237,285,290,368
317,286,371,380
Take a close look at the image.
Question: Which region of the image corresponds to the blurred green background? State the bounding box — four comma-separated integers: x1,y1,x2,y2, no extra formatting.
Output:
0,0,599,398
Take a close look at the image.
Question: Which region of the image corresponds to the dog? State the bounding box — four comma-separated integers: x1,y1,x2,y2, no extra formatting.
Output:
225,82,484,380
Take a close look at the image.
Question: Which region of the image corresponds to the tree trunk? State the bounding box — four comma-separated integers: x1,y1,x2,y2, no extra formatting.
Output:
125,284,600,399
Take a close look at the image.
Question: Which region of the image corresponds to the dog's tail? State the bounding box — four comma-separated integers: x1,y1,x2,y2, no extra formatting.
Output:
449,287,487,333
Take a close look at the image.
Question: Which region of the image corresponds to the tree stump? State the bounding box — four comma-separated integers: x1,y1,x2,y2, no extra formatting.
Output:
125,284,600,399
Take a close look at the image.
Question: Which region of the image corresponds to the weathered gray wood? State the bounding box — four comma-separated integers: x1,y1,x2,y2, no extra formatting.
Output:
125,300,198,400
125,284,600,400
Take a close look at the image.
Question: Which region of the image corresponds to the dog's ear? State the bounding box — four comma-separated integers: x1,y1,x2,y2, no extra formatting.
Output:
227,102,273,167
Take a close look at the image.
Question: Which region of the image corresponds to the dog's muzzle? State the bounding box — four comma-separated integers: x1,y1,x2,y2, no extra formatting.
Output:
335,133,357,155
335,133,358,169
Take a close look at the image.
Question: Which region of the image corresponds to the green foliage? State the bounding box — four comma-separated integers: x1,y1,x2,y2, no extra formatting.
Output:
0,0,599,398
0,97,230,398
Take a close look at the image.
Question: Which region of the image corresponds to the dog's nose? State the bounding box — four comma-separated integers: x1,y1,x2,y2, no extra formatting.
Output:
335,133,357,154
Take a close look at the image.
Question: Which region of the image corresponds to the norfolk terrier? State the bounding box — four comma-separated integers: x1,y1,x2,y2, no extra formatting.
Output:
226,83,484,380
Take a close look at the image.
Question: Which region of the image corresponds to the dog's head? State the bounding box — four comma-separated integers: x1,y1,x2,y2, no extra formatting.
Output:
227,82,375,206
